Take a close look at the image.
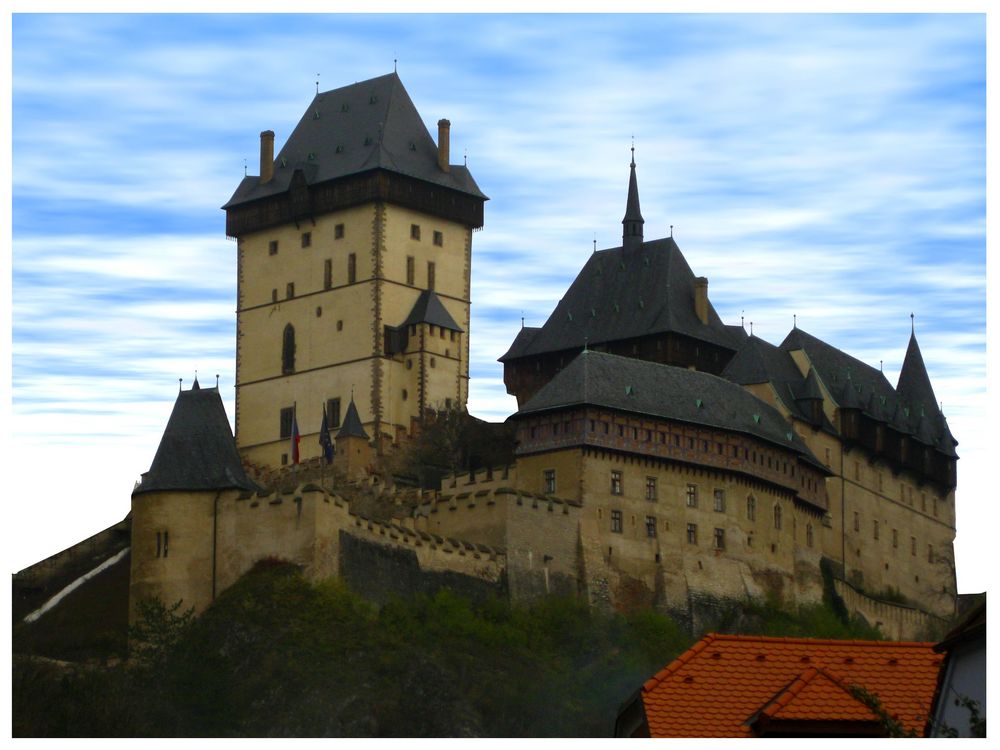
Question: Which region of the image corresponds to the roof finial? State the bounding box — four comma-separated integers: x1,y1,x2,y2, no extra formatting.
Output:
670,224,673,238
394,57,397,73
216,373,220,388
750,321,754,336
910,312,915,334
593,233,597,253
880,360,883,372
630,134,635,168
464,148,467,167
243,158,247,176
316,73,320,95
741,311,745,330
178,377,183,393
521,311,525,329
793,314,797,329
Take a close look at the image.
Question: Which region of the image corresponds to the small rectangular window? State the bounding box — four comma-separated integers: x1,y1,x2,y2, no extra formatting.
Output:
611,470,622,496
911,536,917,556
686,523,697,545
411,224,421,240
927,544,934,563
162,531,168,558
327,398,341,429
645,476,657,501
874,520,880,540
406,255,415,286
611,510,623,533
280,407,294,439
324,259,332,289
892,529,899,548
853,511,860,532
427,261,436,290
269,239,279,255
271,288,278,303
713,528,725,550
686,483,698,508
334,223,345,239
433,230,443,247
713,489,726,513
286,282,295,299
746,495,756,521
301,231,311,248
348,253,357,284
543,469,556,495
645,516,657,538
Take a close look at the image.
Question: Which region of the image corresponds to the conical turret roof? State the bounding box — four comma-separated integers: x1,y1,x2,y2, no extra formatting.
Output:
336,399,370,440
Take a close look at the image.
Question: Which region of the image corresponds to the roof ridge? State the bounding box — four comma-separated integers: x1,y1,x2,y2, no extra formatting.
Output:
642,633,716,692
708,633,936,648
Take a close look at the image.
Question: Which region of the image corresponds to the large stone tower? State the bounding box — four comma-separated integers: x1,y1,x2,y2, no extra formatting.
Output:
224,73,486,468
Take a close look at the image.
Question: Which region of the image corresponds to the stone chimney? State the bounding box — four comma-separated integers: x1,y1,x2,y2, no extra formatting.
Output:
259,130,275,185
694,277,709,325
437,119,451,173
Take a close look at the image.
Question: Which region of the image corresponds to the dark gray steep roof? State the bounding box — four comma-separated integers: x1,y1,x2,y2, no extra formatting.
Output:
515,350,823,464
499,238,739,361
499,326,541,361
897,332,938,416
134,384,258,496
224,72,486,210
781,327,893,407
336,399,370,440
401,289,463,332
722,334,802,386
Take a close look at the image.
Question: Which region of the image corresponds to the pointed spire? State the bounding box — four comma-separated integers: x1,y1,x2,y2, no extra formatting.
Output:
897,323,939,418
621,144,644,252
336,397,370,440
192,370,200,390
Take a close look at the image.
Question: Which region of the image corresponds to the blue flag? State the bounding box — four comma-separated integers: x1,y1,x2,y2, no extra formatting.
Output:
319,406,334,464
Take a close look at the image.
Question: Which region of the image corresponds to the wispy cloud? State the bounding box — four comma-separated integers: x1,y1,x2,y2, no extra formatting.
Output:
11,13,986,589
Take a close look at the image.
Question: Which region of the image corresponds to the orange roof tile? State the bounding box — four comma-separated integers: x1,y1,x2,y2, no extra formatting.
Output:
641,634,944,737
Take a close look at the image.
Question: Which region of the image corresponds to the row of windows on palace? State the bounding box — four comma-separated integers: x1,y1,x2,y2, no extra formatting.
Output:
531,419,819,493
264,224,446,302
545,468,938,562
267,223,445,255
279,320,459,375
269,254,440,305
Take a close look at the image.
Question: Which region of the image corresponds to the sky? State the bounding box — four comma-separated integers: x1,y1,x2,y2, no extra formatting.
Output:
7,12,991,594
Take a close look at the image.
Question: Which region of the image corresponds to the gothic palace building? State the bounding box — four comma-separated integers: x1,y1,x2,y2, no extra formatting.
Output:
124,73,957,637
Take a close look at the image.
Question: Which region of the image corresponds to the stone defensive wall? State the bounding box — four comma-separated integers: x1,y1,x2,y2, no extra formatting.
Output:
833,577,950,641
213,482,507,605
438,464,517,492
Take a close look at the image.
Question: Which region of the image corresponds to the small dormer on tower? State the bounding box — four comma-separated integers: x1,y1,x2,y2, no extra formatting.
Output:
622,148,644,252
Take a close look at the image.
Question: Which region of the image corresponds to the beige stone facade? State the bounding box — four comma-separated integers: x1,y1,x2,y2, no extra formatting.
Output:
235,203,471,468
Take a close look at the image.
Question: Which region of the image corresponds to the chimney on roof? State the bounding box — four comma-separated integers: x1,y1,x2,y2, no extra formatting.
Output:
694,277,709,325
437,119,451,173
259,130,275,185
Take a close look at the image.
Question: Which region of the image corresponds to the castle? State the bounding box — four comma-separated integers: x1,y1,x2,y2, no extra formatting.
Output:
124,73,957,639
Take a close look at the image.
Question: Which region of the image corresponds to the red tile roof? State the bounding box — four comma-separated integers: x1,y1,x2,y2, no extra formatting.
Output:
641,633,944,737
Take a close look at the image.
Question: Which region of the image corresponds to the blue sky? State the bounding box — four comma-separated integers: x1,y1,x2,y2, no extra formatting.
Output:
8,13,990,593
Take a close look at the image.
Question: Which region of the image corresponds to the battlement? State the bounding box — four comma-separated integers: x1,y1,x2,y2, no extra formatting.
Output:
439,464,517,492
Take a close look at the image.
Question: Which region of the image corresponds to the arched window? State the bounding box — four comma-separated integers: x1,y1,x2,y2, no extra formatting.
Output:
806,523,814,548
773,503,782,530
746,495,757,522
282,324,296,374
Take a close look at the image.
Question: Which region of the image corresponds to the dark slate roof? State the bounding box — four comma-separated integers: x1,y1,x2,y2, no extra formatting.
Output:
134,384,258,496
622,156,644,239
780,327,956,456
401,289,463,332
515,350,824,465
499,326,541,361
223,72,486,210
336,399,370,440
499,238,740,362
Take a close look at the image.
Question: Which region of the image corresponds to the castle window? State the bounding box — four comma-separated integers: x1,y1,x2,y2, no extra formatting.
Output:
269,239,279,255
907,487,913,506
686,484,698,508
281,453,288,466
611,470,622,496
348,253,357,284
713,489,726,513
427,261,436,290
406,256,415,286
877,472,883,492
450,331,456,342
874,520,879,540
921,493,926,512
272,289,278,303
853,511,860,532
316,306,322,318
286,282,295,299
411,224,421,241
611,510,623,533
687,523,697,545
933,499,938,517
281,324,295,374
327,398,341,428
301,231,312,248
337,320,343,332
324,259,332,289
433,230,443,247
746,495,756,522
646,516,657,538
911,536,917,556
713,528,725,550
806,524,814,548
773,504,782,530
155,531,169,558
402,389,408,401
280,406,294,439
544,469,556,494
334,223,345,239
619,425,625,438
430,357,436,368
645,476,657,502
892,528,898,549
928,544,934,563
